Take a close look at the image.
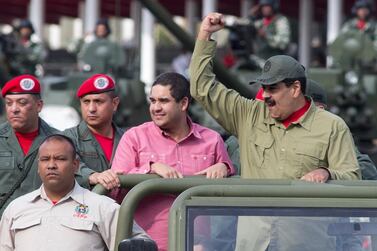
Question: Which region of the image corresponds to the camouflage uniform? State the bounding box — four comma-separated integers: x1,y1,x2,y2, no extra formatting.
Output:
63,121,124,187
341,18,377,50
9,34,45,76
252,14,291,60
0,119,59,216
77,38,126,74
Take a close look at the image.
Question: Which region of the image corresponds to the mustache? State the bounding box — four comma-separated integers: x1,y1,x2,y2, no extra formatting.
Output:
264,97,276,106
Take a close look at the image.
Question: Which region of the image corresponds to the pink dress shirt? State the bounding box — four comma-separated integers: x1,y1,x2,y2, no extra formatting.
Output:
111,120,234,251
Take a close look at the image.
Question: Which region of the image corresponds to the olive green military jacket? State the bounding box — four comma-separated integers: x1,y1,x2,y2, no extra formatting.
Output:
189,40,360,180
64,121,124,187
10,36,45,76
0,119,59,215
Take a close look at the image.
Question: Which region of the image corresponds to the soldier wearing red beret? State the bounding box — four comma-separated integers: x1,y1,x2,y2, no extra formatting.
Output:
64,74,123,189
0,74,59,215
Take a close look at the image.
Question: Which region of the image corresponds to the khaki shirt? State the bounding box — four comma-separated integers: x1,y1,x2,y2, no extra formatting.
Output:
0,182,147,251
64,121,124,187
189,40,360,180
0,119,59,216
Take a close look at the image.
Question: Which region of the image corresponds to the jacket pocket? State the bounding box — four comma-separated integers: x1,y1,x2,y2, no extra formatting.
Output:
60,218,95,232
0,152,14,170
11,217,41,231
292,141,327,177
249,132,274,168
79,151,102,172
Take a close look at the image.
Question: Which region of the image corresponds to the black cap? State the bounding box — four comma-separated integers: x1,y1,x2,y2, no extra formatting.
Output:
250,55,306,86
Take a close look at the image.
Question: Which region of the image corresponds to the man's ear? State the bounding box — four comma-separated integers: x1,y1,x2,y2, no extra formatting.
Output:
112,96,120,113
292,81,302,98
36,99,44,113
180,97,189,112
73,156,80,173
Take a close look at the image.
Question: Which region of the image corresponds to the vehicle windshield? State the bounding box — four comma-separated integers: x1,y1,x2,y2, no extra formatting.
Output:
187,206,377,251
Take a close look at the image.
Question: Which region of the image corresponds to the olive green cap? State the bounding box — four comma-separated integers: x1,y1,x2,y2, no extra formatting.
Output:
306,79,328,106
250,55,306,85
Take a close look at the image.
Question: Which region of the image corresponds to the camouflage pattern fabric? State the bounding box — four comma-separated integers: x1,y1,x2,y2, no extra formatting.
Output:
252,14,291,60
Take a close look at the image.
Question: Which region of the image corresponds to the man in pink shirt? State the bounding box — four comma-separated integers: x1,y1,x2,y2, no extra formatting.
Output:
111,72,235,251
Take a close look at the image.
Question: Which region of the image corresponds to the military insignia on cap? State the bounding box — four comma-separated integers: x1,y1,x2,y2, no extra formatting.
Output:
94,77,109,90
20,78,35,91
73,204,89,218
263,61,271,72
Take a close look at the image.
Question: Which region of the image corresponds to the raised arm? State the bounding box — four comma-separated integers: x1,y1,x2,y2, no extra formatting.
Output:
190,13,255,136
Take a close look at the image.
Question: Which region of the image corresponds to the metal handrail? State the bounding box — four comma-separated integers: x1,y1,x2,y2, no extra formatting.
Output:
91,175,377,251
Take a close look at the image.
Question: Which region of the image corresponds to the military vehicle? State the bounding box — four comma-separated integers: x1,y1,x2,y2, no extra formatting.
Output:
40,33,150,129
309,30,377,161
66,36,149,128
93,174,377,251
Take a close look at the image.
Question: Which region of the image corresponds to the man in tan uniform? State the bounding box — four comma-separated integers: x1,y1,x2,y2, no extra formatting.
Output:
0,134,148,251
190,13,361,251
190,12,360,182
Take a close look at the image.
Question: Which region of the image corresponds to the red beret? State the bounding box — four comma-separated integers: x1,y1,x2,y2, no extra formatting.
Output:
77,74,115,98
1,75,41,97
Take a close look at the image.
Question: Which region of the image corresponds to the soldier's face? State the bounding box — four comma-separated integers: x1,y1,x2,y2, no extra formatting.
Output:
19,27,32,38
356,8,369,20
5,94,43,133
96,24,108,38
80,93,119,131
38,139,78,197
261,5,274,17
149,84,188,131
262,81,302,120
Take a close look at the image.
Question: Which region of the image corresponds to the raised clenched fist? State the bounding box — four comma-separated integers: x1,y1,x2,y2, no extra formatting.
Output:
198,12,225,40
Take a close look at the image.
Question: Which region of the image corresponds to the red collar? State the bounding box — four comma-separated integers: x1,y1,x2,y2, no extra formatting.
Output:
255,88,264,100
15,129,39,138
357,20,366,30
263,16,274,26
282,99,311,128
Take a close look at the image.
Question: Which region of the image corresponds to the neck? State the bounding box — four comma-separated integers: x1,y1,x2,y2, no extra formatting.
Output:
88,124,113,138
163,118,190,142
44,181,75,202
16,121,39,134
292,96,307,112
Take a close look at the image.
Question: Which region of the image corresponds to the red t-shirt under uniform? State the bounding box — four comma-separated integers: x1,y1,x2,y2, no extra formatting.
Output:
92,131,114,162
15,130,39,155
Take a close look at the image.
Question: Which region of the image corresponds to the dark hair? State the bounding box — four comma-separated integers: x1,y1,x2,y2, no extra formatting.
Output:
40,134,77,159
106,90,118,99
152,72,191,102
32,94,41,100
283,77,307,94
